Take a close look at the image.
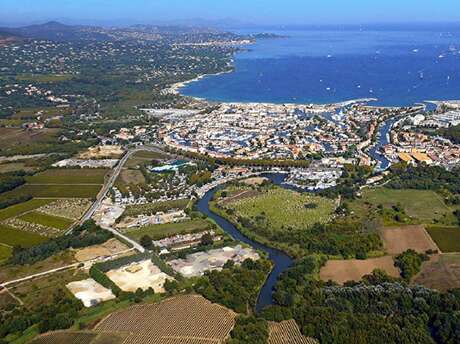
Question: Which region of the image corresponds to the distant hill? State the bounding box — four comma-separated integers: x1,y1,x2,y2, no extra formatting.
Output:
0,30,21,45
0,21,110,41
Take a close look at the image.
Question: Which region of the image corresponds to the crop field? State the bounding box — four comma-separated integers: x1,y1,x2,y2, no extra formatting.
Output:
380,225,440,255
16,184,101,198
18,211,74,230
413,254,460,292
95,295,236,344
36,198,92,220
426,226,460,252
0,198,53,221
268,320,318,344
223,187,336,231
26,168,108,184
29,332,98,344
0,224,47,248
319,256,400,284
352,188,449,223
126,219,211,241
30,332,128,344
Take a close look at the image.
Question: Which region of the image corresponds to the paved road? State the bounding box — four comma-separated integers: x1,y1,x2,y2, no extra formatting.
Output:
68,145,168,251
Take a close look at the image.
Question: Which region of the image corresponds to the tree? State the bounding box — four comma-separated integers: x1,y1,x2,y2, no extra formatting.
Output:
200,233,213,246
140,235,153,249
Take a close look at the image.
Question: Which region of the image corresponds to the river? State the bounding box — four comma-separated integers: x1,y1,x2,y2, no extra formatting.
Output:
196,174,294,313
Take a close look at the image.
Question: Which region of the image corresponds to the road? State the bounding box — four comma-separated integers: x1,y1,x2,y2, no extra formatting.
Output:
0,248,135,288
68,145,167,252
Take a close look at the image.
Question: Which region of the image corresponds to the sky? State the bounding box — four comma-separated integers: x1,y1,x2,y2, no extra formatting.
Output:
1,0,460,27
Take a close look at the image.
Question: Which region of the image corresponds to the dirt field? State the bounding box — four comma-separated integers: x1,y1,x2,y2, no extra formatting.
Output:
380,225,440,255
120,169,146,185
320,256,400,284
74,239,130,262
268,320,318,344
413,254,460,292
95,295,236,344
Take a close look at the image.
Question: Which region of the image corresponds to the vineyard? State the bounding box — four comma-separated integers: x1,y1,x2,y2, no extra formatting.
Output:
268,320,319,344
95,295,236,344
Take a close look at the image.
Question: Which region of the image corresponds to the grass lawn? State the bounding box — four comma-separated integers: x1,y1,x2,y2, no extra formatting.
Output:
127,219,212,241
352,188,450,223
426,226,460,252
0,198,53,221
19,211,74,230
0,225,48,248
16,184,101,198
225,187,336,231
26,168,108,184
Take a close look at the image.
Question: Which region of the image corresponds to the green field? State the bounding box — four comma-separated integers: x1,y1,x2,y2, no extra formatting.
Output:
224,187,336,231
0,199,53,221
19,211,74,230
127,219,212,241
0,245,12,263
426,226,460,252
26,169,108,184
352,188,450,223
0,225,47,248
14,74,74,83
15,184,101,198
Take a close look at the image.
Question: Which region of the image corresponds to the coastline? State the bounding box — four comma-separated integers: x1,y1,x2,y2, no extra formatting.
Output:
166,68,235,99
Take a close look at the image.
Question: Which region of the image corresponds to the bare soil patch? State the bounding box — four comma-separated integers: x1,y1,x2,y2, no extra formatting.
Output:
380,225,440,255
413,253,460,292
220,189,261,205
320,256,400,284
74,239,130,262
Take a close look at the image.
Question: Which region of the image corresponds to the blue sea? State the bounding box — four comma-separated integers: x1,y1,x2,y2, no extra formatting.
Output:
180,27,460,106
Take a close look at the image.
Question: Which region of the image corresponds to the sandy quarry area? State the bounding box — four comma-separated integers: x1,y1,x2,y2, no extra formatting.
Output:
106,260,171,293
380,225,440,255
66,278,116,307
74,239,130,262
169,245,259,278
319,256,400,284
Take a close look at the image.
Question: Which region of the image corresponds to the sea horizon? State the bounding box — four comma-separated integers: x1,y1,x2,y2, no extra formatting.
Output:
180,26,460,107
